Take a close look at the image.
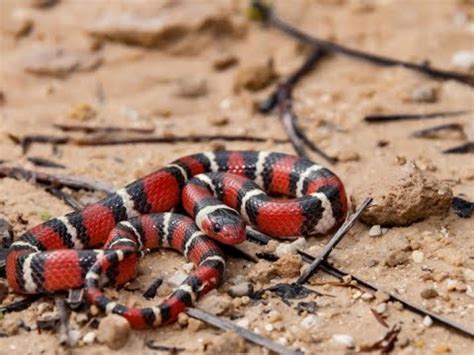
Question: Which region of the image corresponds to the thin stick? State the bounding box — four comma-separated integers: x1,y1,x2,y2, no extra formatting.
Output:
45,187,85,210
365,110,471,123
55,295,73,347
411,123,464,138
296,197,372,284
296,251,474,338
185,307,303,355
27,157,66,169
0,295,42,313
0,166,114,193
53,123,155,134
443,141,474,154
250,1,474,87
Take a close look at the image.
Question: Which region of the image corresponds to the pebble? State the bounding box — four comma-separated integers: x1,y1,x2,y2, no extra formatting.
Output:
76,313,89,325
273,254,303,278
182,262,194,274
264,324,274,332
451,50,474,70
375,291,390,303
68,103,97,121
199,291,232,315
68,329,82,347
82,331,96,345
89,305,99,316
466,285,474,298
97,314,131,350
368,225,382,237
423,315,433,327
384,250,409,267
248,260,276,283
228,282,254,298
275,238,307,257
167,272,188,287
267,310,282,323
235,318,250,329
208,116,229,127
361,292,375,301
331,334,355,348
410,85,438,103
177,313,189,327
420,287,439,299
412,250,424,263
301,314,321,330
174,77,208,98
187,318,204,332
0,281,9,304
1,318,21,335
375,302,387,314
233,59,278,92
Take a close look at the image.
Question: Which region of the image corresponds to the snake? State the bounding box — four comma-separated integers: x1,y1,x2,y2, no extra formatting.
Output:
6,151,348,329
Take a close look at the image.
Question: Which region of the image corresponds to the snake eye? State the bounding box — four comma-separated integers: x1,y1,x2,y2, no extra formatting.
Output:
212,223,222,233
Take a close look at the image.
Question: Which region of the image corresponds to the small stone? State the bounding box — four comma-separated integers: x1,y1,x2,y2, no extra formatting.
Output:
248,260,276,283
0,281,10,304
366,259,378,267
264,324,274,332
82,331,96,344
375,291,390,303
410,85,438,103
273,254,303,278
301,314,321,330
182,262,194,274
97,314,131,350
76,313,89,325
384,250,409,267
332,334,355,348
420,287,439,299
361,292,375,301
275,238,307,257
187,318,204,332
233,58,278,92
446,279,458,292
434,344,451,354
167,272,188,287
410,241,421,250
68,329,82,347
452,50,474,70
368,225,382,237
423,315,433,327
235,318,250,329
375,302,387,314
177,313,189,327
228,282,254,298
466,285,474,298
208,116,229,127
89,304,99,316
412,250,424,263
175,77,208,98
212,53,238,71
267,310,282,323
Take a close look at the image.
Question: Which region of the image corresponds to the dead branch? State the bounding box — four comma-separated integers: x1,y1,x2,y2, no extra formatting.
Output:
53,123,155,134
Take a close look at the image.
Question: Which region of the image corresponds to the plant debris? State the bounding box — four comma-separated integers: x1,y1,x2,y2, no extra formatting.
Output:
144,340,185,353
143,277,164,300
443,141,474,154
27,157,66,169
359,324,402,353
253,283,320,302
295,301,317,315
411,123,465,139
364,110,471,123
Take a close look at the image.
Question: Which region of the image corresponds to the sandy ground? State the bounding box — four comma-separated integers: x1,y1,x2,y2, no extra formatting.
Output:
0,0,473,354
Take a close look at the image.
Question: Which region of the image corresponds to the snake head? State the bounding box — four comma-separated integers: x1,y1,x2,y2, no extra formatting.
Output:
201,208,246,245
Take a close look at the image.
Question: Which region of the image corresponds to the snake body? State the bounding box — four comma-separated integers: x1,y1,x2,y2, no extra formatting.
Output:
6,151,347,328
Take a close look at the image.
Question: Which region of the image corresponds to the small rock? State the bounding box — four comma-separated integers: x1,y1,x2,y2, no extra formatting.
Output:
434,344,451,354
208,116,229,127
175,77,208,98
351,164,453,226
332,334,355,348
89,304,99,316
228,282,254,298
273,254,303,278
0,280,9,304
375,302,387,314
97,314,131,350
187,318,204,332
375,291,390,303
82,331,96,345
76,313,89,325
466,285,474,298
233,59,278,92
366,259,378,267
420,287,438,299
177,313,189,327
384,250,409,267
409,85,438,103
452,50,474,70
361,292,375,301
423,315,433,327
275,238,307,257
68,329,82,347
212,53,238,71
235,318,250,329
167,272,188,287
412,250,424,263
301,314,321,330
182,262,194,274
206,331,247,354
267,310,282,323
199,291,232,315
368,225,382,237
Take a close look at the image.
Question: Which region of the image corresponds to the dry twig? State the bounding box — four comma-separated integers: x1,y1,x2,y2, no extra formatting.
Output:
365,110,471,123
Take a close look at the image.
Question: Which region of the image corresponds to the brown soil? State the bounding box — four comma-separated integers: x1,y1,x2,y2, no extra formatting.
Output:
1,0,473,354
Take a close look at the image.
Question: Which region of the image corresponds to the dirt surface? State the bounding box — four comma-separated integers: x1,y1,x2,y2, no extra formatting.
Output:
1,0,473,354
